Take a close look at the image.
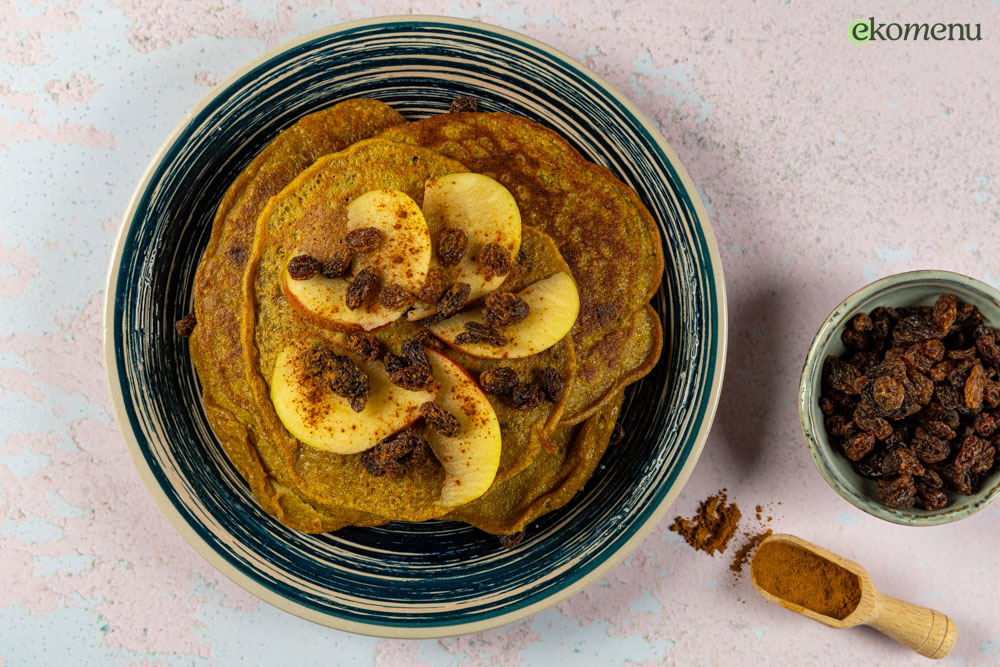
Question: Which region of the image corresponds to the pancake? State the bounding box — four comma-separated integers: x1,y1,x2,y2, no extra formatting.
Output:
377,112,664,424
559,304,662,426
447,391,624,535
241,139,576,522
191,98,406,532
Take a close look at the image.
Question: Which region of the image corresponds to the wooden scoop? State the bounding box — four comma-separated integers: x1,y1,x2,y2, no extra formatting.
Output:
751,534,957,660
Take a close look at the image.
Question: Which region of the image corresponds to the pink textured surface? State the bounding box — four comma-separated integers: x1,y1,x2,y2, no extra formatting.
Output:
2,1,999,665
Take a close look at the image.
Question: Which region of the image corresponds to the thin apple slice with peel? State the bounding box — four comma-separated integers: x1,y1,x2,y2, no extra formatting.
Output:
408,173,521,321
428,272,579,359
270,342,436,455
425,349,501,507
283,189,432,331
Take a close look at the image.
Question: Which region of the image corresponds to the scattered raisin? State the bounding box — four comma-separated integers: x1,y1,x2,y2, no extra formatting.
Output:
305,347,369,411
383,353,408,375
401,338,431,372
366,429,425,477
361,449,386,477
345,267,378,310
449,96,478,113
479,242,512,278
420,402,461,437
321,250,352,278
435,282,471,319
287,254,320,280
437,228,467,267
348,333,381,361
498,531,525,549
390,365,434,392
416,269,449,304
479,366,519,394
413,328,444,351
455,321,507,347
875,475,917,509
345,227,383,253
379,284,412,310
540,367,565,402
510,383,545,411
175,312,196,337
483,292,529,327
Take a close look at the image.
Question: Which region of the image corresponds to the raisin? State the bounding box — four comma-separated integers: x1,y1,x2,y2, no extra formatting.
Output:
875,475,917,509
872,376,905,411
349,395,367,413
321,250,352,278
416,269,449,304
955,434,994,473
893,315,941,345
401,338,431,372
939,463,973,495
360,449,386,477
175,312,196,337
823,356,863,395
480,242,512,278
383,353,408,375
935,383,961,410
435,282,471,319
437,228,468,267
932,293,958,334
306,347,369,410
986,381,1000,409
947,347,978,361
287,254,320,280
345,268,378,310
345,227,383,253
455,321,507,347
917,485,949,510
412,328,444,351
842,432,875,461
480,367,519,394
904,340,943,373
849,350,880,374
390,365,434,392
348,333,381,361
977,335,1000,366
540,367,565,402
510,383,545,411
369,429,425,476
851,312,873,332
881,448,925,477
904,367,935,407
974,412,998,437
910,428,950,464
420,402,461,437
819,397,836,417
853,459,882,480
498,531,525,549
449,96,478,113
853,404,893,440
922,420,955,441
378,284,412,310
825,415,850,438
918,469,943,489
965,361,986,409
841,328,871,351
483,292,530,328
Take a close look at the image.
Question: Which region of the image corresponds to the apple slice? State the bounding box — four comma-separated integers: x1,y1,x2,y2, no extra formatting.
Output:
425,349,501,507
270,342,436,454
408,173,521,320
428,272,579,359
283,189,432,331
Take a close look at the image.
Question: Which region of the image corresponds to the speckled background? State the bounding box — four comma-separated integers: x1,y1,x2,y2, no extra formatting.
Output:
2,1,999,665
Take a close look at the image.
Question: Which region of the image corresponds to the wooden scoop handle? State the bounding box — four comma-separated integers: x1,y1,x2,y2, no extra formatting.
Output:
867,593,957,659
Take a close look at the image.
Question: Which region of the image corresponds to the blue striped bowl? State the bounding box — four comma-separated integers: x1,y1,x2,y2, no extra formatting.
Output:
104,16,727,637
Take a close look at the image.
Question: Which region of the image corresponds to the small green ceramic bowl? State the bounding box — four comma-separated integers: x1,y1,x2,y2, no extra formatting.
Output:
800,270,1000,526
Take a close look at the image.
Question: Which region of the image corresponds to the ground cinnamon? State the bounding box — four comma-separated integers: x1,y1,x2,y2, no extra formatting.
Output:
669,489,741,555
751,541,861,620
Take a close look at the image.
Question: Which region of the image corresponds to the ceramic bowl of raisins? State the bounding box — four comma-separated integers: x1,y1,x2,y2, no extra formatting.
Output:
800,270,1000,525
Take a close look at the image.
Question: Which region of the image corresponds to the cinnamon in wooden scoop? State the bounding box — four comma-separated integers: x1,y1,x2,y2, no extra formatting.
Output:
751,541,862,620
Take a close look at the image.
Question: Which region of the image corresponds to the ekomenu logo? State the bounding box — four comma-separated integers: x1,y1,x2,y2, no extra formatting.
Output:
850,17,982,42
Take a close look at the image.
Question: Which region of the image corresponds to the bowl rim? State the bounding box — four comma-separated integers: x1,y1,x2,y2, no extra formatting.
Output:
102,14,728,637
799,269,1000,527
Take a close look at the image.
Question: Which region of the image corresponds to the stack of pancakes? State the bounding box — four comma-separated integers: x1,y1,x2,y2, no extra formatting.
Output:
190,99,663,535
